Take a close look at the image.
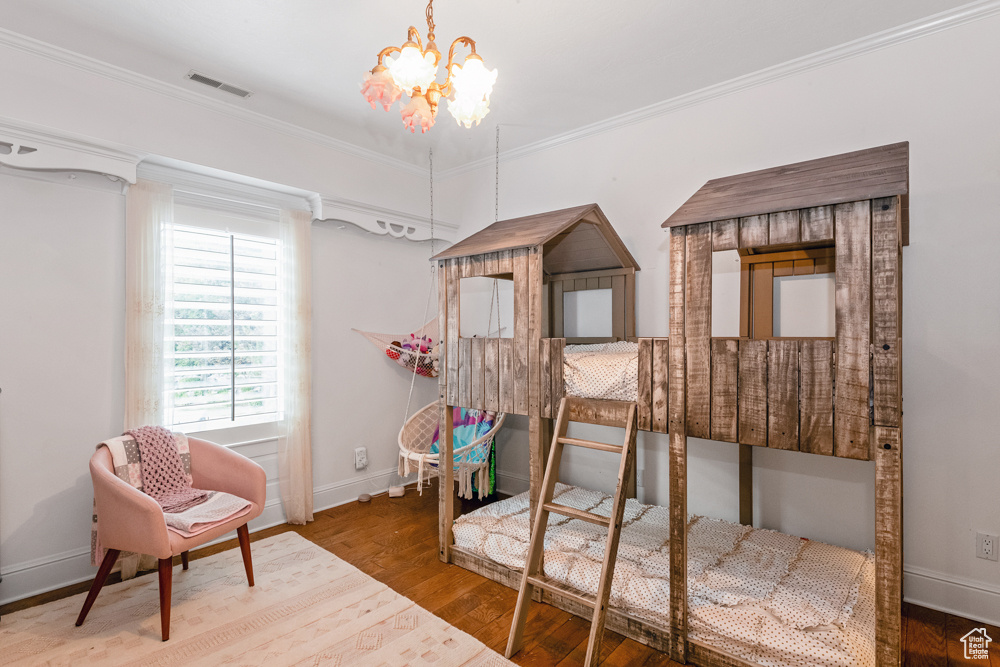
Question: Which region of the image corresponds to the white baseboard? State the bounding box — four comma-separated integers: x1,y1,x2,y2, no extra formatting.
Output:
496,470,529,496
904,565,1000,627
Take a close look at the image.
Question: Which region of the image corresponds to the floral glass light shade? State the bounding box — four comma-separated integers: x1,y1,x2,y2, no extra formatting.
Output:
361,0,496,134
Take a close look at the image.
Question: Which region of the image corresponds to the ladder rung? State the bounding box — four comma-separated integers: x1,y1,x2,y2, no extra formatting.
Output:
527,574,596,610
543,502,610,527
557,436,623,453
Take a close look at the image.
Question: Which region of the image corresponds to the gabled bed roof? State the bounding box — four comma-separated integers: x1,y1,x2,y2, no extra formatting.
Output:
432,203,639,273
662,142,909,228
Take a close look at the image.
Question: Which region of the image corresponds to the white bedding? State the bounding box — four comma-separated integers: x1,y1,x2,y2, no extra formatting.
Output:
563,341,639,402
453,485,875,667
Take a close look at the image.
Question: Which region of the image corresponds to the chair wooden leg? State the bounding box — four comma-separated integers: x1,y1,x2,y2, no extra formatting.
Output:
237,524,254,587
76,548,120,627
181,551,189,570
158,557,172,641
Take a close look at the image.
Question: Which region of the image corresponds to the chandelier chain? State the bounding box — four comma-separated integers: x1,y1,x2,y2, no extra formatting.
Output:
495,125,500,222
425,0,435,41
429,147,435,258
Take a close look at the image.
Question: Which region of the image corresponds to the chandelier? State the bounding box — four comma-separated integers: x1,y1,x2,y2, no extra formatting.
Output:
361,0,498,134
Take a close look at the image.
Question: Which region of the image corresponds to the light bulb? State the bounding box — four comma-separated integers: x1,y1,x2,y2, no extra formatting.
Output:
401,95,436,134
360,68,402,111
450,56,497,105
447,95,490,128
386,44,438,96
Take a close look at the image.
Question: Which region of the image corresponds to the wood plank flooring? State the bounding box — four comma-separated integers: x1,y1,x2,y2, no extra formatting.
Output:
3,479,998,666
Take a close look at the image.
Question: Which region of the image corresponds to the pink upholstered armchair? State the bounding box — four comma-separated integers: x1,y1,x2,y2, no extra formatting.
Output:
76,437,266,641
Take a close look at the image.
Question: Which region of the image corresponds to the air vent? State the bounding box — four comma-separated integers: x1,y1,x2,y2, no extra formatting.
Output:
186,70,253,99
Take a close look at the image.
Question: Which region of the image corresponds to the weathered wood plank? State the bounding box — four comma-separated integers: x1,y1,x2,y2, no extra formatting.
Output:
800,205,835,243
528,248,543,417
485,337,500,412
875,426,903,667
686,223,712,440
873,196,901,428
499,338,514,413
767,339,799,451
551,338,565,414
513,249,530,415
470,336,485,410
470,253,485,278
485,251,499,276
598,276,612,289
710,338,738,442
799,339,834,456
459,337,473,408
712,219,738,251
564,396,635,428
612,274,626,340
586,277,599,290
667,225,686,664
652,338,669,434
739,214,769,248
540,339,552,419
834,200,872,460
625,270,636,339
739,261,751,337
438,399,454,562
739,445,753,527
637,338,653,431
575,278,587,291
497,249,513,274
738,339,767,447
446,260,461,406
768,210,800,245
437,261,449,398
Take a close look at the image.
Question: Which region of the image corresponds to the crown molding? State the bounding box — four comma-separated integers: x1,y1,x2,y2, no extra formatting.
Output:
0,115,143,184
436,0,1000,179
313,196,458,243
0,27,427,177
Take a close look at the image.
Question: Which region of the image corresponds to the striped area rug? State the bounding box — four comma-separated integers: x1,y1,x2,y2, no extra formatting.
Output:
0,532,513,666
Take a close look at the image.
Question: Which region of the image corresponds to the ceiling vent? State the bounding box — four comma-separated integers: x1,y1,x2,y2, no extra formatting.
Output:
185,70,253,99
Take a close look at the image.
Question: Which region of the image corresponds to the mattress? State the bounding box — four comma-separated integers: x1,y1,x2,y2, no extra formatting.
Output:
452,485,875,667
564,341,639,402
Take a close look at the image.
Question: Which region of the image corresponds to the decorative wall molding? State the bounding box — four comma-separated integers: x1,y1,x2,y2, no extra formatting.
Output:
0,27,426,177
138,159,314,214
314,196,458,243
0,116,142,184
435,0,1000,179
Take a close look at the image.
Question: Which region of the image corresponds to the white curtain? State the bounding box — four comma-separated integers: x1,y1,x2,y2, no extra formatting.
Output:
121,178,173,578
124,178,174,431
278,208,314,524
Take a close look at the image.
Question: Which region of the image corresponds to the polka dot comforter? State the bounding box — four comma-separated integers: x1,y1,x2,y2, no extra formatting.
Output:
452,485,875,667
563,341,640,402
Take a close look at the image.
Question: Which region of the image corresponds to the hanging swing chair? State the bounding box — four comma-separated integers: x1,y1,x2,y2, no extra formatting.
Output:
398,401,506,500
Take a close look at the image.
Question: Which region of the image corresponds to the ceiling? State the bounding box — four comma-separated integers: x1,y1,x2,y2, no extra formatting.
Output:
0,0,970,171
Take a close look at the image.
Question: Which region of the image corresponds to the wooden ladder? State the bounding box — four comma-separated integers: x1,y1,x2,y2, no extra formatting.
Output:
505,396,638,667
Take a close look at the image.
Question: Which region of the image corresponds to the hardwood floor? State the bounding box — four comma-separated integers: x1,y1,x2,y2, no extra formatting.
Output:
3,479,998,666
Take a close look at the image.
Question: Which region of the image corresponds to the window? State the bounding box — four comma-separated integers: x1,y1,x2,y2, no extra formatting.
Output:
170,224,281,429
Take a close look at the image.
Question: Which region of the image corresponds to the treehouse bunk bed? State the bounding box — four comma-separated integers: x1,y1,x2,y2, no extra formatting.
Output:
434,142,908,667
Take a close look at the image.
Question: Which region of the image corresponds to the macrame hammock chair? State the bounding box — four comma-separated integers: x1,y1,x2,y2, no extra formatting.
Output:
353,141,507,500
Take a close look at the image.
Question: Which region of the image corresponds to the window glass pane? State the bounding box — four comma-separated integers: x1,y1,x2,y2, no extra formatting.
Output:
168,223,281,428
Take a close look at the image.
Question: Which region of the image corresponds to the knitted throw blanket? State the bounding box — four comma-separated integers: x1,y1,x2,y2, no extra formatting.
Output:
126,425,209,513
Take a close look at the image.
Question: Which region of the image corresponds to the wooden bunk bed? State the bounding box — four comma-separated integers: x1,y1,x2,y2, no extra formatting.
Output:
432,142,908,667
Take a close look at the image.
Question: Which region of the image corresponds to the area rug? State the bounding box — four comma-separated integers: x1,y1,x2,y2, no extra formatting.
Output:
0,532,513,666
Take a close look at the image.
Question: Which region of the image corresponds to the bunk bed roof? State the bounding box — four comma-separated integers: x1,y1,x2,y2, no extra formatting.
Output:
431,203,639,273
662,141,909,229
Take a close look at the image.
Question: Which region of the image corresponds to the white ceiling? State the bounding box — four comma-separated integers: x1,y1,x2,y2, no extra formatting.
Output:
0,0,971,171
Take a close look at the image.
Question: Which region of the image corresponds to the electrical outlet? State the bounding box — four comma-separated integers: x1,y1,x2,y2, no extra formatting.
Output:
977,532,998,561
354,447,368,471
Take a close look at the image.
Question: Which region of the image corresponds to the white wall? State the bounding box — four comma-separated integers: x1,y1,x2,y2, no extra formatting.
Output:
442,14,1000,624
